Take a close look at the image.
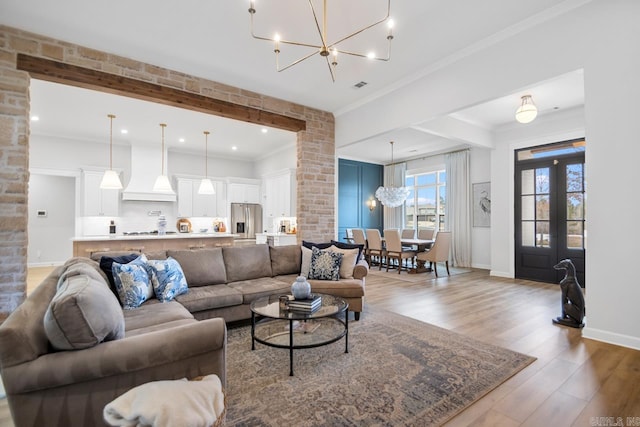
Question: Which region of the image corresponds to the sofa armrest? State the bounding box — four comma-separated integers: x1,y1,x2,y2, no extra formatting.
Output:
2,318,226,395
353,259,369,280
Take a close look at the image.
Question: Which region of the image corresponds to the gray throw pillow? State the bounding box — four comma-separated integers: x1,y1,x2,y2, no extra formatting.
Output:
44,274,125,351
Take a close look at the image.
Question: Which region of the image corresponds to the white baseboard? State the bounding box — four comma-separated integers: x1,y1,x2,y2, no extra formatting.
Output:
489,270,513,278
27,261,64,268
471,263,491,270
583,327,640,351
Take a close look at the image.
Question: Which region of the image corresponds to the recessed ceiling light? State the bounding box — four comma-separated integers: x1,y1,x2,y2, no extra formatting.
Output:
30,115,39,121
178,138,186,143
232,146,238,151
120,129,128,134
367,52,375,59
261,128,268,133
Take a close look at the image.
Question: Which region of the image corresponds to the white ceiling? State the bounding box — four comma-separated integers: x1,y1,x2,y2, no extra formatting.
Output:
1,0,585,164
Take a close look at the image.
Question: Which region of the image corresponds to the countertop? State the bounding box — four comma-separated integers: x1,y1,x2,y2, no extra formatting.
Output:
255,232,298,237
72,233,238,242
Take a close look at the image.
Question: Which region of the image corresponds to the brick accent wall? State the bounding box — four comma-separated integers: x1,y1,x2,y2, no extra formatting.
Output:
0,25,335,320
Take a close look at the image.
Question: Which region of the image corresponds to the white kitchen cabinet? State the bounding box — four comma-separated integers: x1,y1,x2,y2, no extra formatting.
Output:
177,178,226,217
82,170,119,216
228,182,260,204
266,233,297,246
263,169,296,218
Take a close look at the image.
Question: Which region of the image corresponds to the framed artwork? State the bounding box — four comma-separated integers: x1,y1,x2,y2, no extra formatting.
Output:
473,182,491,227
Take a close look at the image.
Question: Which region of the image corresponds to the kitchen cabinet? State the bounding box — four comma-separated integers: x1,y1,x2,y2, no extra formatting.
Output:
228,181,260,204
256,233,297,246
176,177,226,217
263,169,296,218
82,170,119,217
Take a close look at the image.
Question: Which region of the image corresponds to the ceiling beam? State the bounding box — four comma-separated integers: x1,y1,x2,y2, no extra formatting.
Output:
411,116,494,149
16,54,306,133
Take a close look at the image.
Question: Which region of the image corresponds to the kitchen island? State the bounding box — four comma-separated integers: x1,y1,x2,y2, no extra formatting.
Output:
72,233,238,257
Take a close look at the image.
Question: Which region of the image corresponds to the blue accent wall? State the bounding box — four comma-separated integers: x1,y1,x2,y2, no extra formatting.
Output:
338,159,383,241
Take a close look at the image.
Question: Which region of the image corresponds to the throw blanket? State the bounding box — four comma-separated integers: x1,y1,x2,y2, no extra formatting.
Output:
103,374,224,427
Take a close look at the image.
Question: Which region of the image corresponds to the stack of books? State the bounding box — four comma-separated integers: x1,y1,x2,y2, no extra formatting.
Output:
288,294,322,313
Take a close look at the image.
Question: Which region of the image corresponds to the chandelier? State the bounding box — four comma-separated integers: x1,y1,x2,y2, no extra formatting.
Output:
248,0,394,82
375,141,410,208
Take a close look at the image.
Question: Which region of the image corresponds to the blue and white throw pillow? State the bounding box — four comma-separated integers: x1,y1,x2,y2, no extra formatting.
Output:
146,257,188,302
308,246,343,281
111,254,154,309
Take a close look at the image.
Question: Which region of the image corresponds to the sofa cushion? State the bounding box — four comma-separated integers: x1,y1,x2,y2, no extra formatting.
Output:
308,278,366,298
223,244,272,282
44,273,125,351
328,245,359,279
112,254,155,309
302,240,332,251
175,285,243,313
330,240,365,262
59,259,111,287
99,253,140,290
269,245,302,276
123,299,193,333
147,257,189,302
308,247,343,281
301,246,312,278
167,248,227,287
227,277,291,304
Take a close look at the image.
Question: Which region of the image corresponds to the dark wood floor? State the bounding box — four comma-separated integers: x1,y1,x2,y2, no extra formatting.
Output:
1,266,638,426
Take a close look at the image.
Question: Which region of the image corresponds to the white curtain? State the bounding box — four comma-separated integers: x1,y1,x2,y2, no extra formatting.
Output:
445,151,471,267
382,162,406,230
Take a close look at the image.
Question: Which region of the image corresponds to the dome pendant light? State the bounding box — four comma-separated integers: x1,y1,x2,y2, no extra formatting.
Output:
153,123,174,193
515,94,538,124
198,130,215,195
100,114,123,189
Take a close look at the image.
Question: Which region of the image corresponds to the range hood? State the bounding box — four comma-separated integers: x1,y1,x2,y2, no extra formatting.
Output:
122,145,176,202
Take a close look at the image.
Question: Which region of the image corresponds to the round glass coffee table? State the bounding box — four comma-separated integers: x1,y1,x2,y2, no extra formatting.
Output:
250,293,349,376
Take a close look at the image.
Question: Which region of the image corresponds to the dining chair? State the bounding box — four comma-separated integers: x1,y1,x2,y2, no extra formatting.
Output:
416,231,451,277
401,228,415,239
352,229,368,263
365,229,387,270
344,228,354,243
418,228,435,240
384,229,416,274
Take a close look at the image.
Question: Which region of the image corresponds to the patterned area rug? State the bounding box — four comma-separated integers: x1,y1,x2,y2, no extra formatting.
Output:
224,308,535,426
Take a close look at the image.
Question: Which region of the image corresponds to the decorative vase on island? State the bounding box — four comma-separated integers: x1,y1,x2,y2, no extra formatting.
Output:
291,276,311,300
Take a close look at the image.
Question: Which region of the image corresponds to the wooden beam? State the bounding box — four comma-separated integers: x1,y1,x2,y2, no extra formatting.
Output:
16,54,306,133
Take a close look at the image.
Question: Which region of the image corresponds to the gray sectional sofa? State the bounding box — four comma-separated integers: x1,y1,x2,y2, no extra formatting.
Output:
0,243,367,427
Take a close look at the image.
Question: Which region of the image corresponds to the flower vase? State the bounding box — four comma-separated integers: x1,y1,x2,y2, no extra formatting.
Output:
291,276,311,300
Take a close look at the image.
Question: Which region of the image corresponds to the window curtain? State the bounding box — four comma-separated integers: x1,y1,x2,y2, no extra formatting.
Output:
444,150,471,267
382,162,406,230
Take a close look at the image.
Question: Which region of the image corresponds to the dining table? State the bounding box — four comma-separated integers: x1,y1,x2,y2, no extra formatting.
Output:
378,237,435,274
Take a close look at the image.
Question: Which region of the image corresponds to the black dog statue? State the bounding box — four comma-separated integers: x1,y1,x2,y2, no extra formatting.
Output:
552,259,585,328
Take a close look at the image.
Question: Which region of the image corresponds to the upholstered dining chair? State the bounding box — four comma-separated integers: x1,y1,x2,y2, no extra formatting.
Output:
401,228,415,239
352,228,368,262
384,229,417,274
365,229,387,270
416,231,451,277
418,228,435,240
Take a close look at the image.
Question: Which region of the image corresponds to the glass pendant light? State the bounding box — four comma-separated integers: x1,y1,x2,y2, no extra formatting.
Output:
100,114,123,189
153,123,174,193
198,130,215,195
375,141,410,208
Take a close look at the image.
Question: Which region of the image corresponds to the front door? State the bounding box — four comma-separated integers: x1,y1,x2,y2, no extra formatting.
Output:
514,139,586,286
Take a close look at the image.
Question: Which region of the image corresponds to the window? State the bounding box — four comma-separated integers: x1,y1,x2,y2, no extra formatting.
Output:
405,170,446,232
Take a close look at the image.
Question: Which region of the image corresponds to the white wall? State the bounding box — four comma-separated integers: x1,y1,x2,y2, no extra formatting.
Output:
336,0,640,349
27,174,75,266
254,145,296,177
169,150,257,178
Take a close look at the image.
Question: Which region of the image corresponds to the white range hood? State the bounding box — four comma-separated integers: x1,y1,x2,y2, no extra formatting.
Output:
122,145,176,202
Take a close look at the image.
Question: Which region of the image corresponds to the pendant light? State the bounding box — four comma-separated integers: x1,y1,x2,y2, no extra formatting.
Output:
515,94,538,124
153,123,174,193
99,114,123,189
198,130,216,195
375,141,410,208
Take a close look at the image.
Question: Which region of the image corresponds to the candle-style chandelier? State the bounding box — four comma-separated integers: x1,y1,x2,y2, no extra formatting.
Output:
248,0,394,82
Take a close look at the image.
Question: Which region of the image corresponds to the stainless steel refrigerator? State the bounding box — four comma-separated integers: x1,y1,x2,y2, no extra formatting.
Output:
231,203,262,239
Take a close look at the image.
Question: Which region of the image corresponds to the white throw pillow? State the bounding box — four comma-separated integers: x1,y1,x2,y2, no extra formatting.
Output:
300,246,312,278
329,245,359,279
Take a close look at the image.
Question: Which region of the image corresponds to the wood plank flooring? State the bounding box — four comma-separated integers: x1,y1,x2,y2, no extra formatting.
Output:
0,266,638,426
